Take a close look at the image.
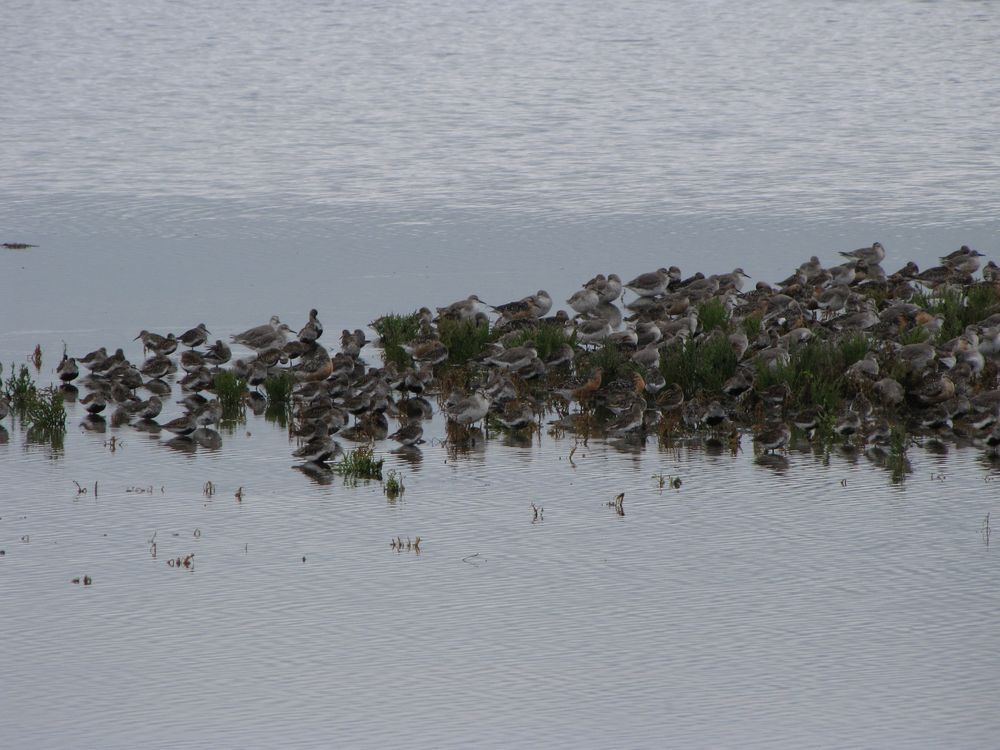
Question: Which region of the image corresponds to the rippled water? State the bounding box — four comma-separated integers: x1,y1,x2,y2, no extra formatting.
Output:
3,0,1000,747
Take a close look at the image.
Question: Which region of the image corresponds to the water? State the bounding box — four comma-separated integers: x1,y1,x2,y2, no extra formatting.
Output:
2,0,1000,746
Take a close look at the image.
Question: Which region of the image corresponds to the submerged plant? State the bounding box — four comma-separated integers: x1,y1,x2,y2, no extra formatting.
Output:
3,363,37,412
887,425,912,484
23,386,67,435
2,363,66,444
383,469,405,500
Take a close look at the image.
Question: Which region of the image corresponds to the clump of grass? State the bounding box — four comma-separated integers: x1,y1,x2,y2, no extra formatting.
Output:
898,326,929,345
383,470,405,500
698,298,730,334
213,371,247,428
754,335,869,413
583,339,632,383
259,373,295,428
887,425,911,484
3,363,66,444
214,371,247,409
742,313,763,339
914,284,1000,341
660,334,738,396
4,363,38,411
263,372,295,404
438,317,494,366
503,323,573,361
333,445,384,480
371,311,422,368
23,387,67,434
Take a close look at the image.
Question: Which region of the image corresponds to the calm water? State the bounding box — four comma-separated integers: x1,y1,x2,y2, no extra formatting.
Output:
2,0,1000,747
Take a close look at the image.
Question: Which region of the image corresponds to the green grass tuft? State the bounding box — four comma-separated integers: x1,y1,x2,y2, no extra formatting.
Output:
383,469,405,499
3,363,66,443
502,323,573,361
582,339,633,383
263,372,295,405
913,284,1000,342
698,298,730,334
438,317,495,366
23,386,67,434
333,445,384,480
742,313,763,339
371,311,422,368
754,335,869,413
4,363,38,412
660,334,738,396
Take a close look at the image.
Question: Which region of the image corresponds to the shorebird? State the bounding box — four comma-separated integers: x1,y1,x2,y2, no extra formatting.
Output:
57,355,79,383
297,309,323,344
624,268,671,298
554,368,603,405
484,345,538,371
436,295,484,322
567,288,600,315
388,420,425,446
404,339,449,366
134,330,177,356
874,377,905,408
606,397,645,435
754,421,790,453
575,318,612,346
78,347,108,370
126,395,163,420
718,268,751,292
834,409,862,441
178,323,209,348
204,340,232,366
491,290,552,320
179,349,207,373
584,273,624,304
80,391,108,415
840,241,885,265
496,399,536,430
445,391,491,427
140,354,175,380
233,320,292,351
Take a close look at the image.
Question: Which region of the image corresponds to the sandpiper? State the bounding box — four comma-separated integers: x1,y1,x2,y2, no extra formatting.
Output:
388,420,425,446
754,421,790,453
134,330,177,356
445,392,492,427
297,309,323,344
178,323,209,348
624,268,670,298
57,355,79,383
840,241,885,265
567,288,600,315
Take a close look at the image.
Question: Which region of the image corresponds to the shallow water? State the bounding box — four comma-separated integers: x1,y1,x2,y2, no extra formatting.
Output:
3,383,999,748
3,0,1000,747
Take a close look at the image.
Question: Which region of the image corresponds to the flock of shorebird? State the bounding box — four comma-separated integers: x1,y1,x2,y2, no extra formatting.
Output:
9,241,1000,474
